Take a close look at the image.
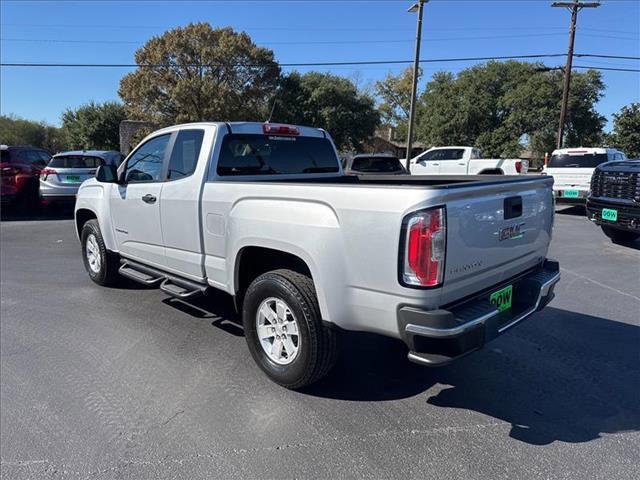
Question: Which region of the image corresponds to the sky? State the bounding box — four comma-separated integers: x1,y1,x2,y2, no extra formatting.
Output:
1,0,638,131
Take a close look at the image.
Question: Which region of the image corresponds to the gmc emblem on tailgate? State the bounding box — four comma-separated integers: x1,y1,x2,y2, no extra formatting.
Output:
499,223,525,241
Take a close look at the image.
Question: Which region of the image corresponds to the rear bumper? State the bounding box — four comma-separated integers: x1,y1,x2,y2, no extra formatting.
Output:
553,188,588,203
586,198,640,232
39,181,80,198
398,259,560,366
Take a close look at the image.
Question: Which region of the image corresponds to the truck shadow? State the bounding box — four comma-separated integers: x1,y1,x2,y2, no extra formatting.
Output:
162,290,244,337
160,293,639,446
305,307,640,445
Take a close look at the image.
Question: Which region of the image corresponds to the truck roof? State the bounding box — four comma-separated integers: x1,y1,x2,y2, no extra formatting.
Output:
151,122,328,139
427,146,474,150
551,147,621,155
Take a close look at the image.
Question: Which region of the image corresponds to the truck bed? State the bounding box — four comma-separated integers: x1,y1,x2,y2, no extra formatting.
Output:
218,174,542,188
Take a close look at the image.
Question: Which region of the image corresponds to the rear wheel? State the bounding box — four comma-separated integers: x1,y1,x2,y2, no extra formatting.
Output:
601,225,640,243
81,219,120,286
242,269,338,389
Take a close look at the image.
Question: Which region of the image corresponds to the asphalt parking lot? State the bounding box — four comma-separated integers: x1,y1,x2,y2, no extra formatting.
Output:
1,205,639,479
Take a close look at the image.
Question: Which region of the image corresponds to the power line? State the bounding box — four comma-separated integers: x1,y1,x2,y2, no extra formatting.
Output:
0,53,569,68
1,23,637,34
1,53,638,69
2,32,636,47
0,33,570,46
565,65,640,72
575,53,640,60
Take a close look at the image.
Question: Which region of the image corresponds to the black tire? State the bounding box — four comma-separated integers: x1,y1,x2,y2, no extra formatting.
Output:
81,219,120,286
242,269,338,389
601,225,640,243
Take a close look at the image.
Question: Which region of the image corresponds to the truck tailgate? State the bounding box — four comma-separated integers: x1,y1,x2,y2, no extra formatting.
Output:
439,177,554,305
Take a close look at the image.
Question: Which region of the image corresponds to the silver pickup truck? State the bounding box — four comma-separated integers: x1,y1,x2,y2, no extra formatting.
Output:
75,122,560,388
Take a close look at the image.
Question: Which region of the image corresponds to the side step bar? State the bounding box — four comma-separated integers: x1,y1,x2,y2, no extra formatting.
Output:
119,259,210,300
119,263,164,286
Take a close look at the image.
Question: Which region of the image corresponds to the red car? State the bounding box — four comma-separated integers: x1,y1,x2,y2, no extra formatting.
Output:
1,145,51,210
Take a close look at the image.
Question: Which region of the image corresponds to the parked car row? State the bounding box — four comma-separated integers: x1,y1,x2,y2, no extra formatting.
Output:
1,145,123,211
346,145,637,244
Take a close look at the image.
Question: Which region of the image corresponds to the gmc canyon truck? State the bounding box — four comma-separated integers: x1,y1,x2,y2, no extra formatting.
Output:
410,146,528,176
75,122,560,389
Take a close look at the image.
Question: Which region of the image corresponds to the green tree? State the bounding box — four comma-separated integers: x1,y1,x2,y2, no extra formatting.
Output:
274,71,380,150
414,61,606,157
0,114,67,152
118,23,280,125
61,101,126,150
608,103,640,158
374,67,418,139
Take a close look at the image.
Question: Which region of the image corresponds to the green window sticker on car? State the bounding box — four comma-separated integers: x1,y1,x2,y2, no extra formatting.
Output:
490,284,513,312
601,208,618,222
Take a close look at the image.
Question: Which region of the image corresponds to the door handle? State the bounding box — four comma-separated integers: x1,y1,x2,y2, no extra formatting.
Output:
432,162,439,166
458,162,465,165
142,194,157,204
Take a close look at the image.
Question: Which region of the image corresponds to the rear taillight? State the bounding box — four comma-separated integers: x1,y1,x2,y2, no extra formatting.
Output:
40,168,57,180
515,160,522,173
401,207,446,287
263,124,300,136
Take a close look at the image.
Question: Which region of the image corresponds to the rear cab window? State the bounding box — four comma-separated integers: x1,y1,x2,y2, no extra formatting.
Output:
549,152,609,168
351,157,403,173
217,134,339,176
49,156,105,169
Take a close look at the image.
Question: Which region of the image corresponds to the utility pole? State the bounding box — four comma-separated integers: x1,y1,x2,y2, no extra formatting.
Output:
405,0,427,171
552,1,600,149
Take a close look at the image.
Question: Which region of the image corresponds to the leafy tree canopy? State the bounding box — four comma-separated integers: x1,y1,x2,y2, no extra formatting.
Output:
61,101,126,150
0,115,67,153
274,71,380,150
405,61,606,157
118,23,280,125
608,102,640,158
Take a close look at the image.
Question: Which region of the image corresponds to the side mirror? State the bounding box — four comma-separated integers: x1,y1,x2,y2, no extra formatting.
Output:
96,164,119,183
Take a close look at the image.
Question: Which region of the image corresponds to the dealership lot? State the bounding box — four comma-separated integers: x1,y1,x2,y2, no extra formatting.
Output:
1,206,639,479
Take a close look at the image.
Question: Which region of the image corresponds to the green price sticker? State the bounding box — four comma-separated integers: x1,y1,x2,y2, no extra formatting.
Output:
601,208,618,222
563,190,580,198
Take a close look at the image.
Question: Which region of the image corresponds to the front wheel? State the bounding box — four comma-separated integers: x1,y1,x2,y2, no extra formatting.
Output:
601,225,640,243
81,219,120,286
242,269,338,389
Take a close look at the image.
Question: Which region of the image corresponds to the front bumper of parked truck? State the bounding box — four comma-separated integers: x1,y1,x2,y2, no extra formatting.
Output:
398,259,560,366
586,198,640,233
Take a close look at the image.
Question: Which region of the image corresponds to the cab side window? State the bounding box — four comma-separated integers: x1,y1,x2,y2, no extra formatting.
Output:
124,134,170,183
166,129,204,180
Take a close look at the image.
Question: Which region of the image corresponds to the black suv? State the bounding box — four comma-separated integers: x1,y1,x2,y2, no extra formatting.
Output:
587,159,640,242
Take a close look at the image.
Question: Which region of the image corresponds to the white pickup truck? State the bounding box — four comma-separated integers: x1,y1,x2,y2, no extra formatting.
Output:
75,122,559,388
410,146,528,175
